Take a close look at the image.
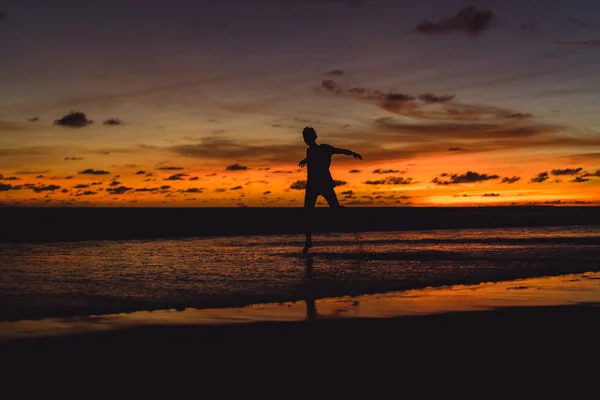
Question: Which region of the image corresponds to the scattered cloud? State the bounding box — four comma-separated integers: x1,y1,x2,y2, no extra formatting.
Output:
414,7,494,37
263,191,271,195
373,169,402,174
432,171,500,185
0,183,17,191
2,176,19,181
571,176,590,183
135,170,146,175
103,118,123,126
365,176,413,185
54,111,94,128
333,180,347,187
164,173,189,181
158,166,184,171
530,172,550,183
179,188,204,193
482,193,500,197
28,117,40,122
290,180,307,190
75,190,98,196
78,169,110,175
551,167,583,176
107,186,133,195
73,184,90,189
349,169,362,173
501,176,521,184
189,177,199,181
448,147,462,151
230,186,243,190
226,163,250,171
271,170,293,174
65,157,84,161
419,94,455,103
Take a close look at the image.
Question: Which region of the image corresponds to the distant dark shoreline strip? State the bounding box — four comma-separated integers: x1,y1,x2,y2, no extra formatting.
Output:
0,206,599,243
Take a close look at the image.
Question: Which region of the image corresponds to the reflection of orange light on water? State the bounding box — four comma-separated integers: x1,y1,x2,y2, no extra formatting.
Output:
2,272,599,341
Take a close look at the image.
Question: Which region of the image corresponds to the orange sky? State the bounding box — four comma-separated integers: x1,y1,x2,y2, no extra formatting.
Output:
1,1,599,206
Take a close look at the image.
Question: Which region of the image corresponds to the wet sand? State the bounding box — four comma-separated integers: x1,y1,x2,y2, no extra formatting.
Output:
3,304,599,392
3,273,599,389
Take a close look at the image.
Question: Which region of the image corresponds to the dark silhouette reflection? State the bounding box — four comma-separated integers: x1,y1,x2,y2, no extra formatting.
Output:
303,254,317,321
298,127,362,252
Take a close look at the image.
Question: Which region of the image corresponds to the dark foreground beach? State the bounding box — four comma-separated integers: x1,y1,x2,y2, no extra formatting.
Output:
3,304,599,394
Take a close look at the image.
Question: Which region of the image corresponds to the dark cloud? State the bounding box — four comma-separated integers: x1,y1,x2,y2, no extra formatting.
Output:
27,184,61,193
583,170,600,177
501,176,521,184
290,180,307,190
324,69,344,76
54,112,94,128
35,175,45,179
28,117,40,122
448,147,462,151
73,184,90,189
15,169,50,175
571,176,590,183
107,186,133,195
79,169,110,175
349,169,362,173
226,163,250,171
230,186,243,190
263,191,271,195
272,170,293,174
2,176,19,181
215,188,226,192
372,169,402,174
333,180,347,187
160,185,171,190
103,118,123,126
179,188,204,193
164,173,189,181
482,193,500,197
341,190,354,195
530,172,550,183
414,7,494,37
432,171,500,185
419,94,455,103
551,168,583,176
0,183,17,191
65,157,84,161
365,177,413,185
189,177,199,181
75,191,97,196
158,166,184,171
109,181,121,186
555,40,600,47
135,170,146,175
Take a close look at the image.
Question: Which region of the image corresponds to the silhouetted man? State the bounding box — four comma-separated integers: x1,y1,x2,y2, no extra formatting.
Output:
298,126,362,251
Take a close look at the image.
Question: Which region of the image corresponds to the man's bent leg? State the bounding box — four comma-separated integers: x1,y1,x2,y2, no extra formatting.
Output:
322,187,340,208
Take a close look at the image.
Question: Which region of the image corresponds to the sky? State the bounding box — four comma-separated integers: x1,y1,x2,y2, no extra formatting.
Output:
1,0,599,207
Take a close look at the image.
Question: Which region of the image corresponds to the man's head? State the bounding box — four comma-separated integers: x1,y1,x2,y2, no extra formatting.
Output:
302,127,317,146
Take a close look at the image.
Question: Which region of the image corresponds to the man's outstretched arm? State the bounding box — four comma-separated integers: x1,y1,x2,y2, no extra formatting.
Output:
330,146,362,160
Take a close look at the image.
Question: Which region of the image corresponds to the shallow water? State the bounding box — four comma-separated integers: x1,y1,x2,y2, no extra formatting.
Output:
2,272,599,341
0,226,599,321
